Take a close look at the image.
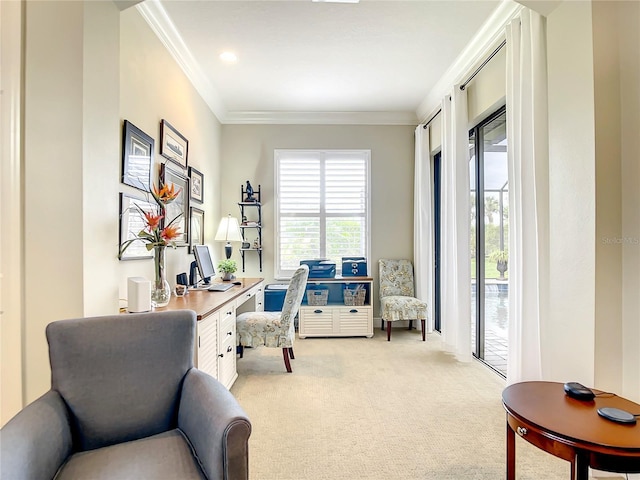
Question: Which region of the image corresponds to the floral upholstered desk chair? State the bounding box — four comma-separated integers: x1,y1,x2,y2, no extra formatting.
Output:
378,259,427,341
236,265,309,372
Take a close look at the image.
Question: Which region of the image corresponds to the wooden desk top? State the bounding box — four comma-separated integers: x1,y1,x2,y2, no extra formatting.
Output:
155,278,263,321
503,381,640,454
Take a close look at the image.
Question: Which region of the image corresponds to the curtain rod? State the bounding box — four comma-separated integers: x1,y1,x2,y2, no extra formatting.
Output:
422,108,442,129
460,39,506,91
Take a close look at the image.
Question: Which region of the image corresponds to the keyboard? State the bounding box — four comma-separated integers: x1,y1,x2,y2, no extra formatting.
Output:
207,283,234,292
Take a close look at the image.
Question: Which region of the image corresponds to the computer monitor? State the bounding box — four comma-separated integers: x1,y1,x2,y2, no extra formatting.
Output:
193,245,215,285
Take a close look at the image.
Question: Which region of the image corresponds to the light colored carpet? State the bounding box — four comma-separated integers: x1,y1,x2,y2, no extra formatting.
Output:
231,329,576,479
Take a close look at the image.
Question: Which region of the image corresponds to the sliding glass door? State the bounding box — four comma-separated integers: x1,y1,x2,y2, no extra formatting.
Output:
470,107,508,375
433,152,442,332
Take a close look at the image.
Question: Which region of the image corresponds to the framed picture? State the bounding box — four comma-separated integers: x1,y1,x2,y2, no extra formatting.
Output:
189,207,205,253
188,166,204,203
118,193,155,260
121,120,154,192
160,161,189,246
160,119,189,168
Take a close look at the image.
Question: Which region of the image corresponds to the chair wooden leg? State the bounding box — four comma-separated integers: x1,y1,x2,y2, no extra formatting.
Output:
282,348,292,373
238,345,244,358
408,320,413,330
421,319,426,341
387,321,392,341
381,319,385,331
288,347,295,360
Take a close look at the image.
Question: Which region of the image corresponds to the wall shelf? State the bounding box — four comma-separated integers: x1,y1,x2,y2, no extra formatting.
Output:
238,184,262,272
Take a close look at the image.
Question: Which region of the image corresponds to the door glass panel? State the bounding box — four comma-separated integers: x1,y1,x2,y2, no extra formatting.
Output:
468,108,508,376
481,113,508,375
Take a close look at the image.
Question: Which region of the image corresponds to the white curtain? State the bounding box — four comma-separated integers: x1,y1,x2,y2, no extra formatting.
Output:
414,124,433,333
440,89,472,362
505,8,548,384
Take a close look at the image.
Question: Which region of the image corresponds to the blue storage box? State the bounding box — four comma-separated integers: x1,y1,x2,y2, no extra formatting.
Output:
300,259,336,278
342,257,367,277
264,284,288,311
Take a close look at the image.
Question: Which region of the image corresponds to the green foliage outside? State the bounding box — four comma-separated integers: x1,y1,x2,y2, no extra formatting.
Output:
471,257,509,280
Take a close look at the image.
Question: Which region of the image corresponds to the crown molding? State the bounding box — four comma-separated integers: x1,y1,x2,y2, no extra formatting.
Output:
136,0,227,122
223,110,419,126
415,0,523,123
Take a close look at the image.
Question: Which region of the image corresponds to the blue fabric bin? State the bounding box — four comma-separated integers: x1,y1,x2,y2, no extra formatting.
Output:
264,284,288,311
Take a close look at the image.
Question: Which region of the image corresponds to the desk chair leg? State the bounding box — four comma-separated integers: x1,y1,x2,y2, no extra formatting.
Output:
282,348,293,373
421,319,426,341
387,321,392,341
238,345,244,358
381,319,385,331
288,347,295,360
408,320,413,330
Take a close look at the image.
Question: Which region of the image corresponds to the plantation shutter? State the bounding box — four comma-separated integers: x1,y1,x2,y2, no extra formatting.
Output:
276,150,369,277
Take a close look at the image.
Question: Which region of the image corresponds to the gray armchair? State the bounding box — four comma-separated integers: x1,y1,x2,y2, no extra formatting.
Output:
0,310,251,480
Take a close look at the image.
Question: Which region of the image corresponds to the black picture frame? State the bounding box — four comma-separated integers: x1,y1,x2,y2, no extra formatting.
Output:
118,192,155,260
160,119,189,169
160,161,189,246
122,120,154,192
189,207,205,253
188,166,204,203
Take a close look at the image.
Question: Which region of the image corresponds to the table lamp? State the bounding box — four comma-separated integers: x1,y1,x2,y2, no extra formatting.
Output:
215,214,243,259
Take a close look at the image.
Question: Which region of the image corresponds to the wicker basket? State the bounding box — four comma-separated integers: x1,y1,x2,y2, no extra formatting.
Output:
343,289,366,306
307,289,329,306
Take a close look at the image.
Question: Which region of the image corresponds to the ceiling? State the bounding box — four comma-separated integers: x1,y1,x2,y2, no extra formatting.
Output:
141,0,512,124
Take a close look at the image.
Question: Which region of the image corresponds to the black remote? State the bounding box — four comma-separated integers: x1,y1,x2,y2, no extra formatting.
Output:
564,382,595,401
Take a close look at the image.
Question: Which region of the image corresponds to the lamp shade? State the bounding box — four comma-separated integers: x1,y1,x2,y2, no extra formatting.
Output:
215,215,243,243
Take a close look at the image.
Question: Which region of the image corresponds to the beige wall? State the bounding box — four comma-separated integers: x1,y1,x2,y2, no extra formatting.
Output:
220,124,415,317
5,2,223,413
23,0,88,403
1,0,25,424
118,7,223,301
592,0,623,394
618,0,640,402
546,0,597,385
545,0,640,401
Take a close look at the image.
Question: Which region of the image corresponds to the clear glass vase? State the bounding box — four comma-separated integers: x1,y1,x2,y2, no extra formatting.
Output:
151,246,171,307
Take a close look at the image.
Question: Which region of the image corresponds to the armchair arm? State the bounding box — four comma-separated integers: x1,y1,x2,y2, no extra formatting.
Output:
178,369,251,480
0,390,73,480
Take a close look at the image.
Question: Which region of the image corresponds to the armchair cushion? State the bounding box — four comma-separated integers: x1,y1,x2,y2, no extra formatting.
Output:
54,429,205,480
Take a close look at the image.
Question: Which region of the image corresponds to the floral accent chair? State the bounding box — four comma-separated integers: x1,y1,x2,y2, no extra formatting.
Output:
379,259,427,341
236,265,309,372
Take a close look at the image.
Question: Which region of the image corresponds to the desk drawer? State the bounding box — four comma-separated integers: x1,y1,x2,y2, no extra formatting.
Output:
299,307,334,337
218,333,236,389
507,415,575,462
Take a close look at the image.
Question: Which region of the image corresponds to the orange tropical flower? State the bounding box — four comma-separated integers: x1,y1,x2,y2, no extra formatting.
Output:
161,224,181,241
143,212,163,231
152,183,181,205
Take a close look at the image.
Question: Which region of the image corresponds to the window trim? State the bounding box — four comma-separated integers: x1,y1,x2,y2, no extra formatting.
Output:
274,149,372,280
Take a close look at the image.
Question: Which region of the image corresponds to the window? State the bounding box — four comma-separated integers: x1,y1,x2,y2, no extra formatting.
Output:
275,150,371,278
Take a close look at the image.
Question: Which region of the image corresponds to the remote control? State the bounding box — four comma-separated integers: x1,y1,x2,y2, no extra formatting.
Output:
564,382,595,401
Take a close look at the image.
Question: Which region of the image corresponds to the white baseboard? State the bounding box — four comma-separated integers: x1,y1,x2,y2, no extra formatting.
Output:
591,469,640,479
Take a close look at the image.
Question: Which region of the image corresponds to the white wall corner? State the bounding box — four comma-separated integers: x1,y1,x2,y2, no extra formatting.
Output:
136,0,228,123
415,0,523,122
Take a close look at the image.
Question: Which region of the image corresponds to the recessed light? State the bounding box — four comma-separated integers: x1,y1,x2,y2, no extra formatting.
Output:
220,52,237,63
